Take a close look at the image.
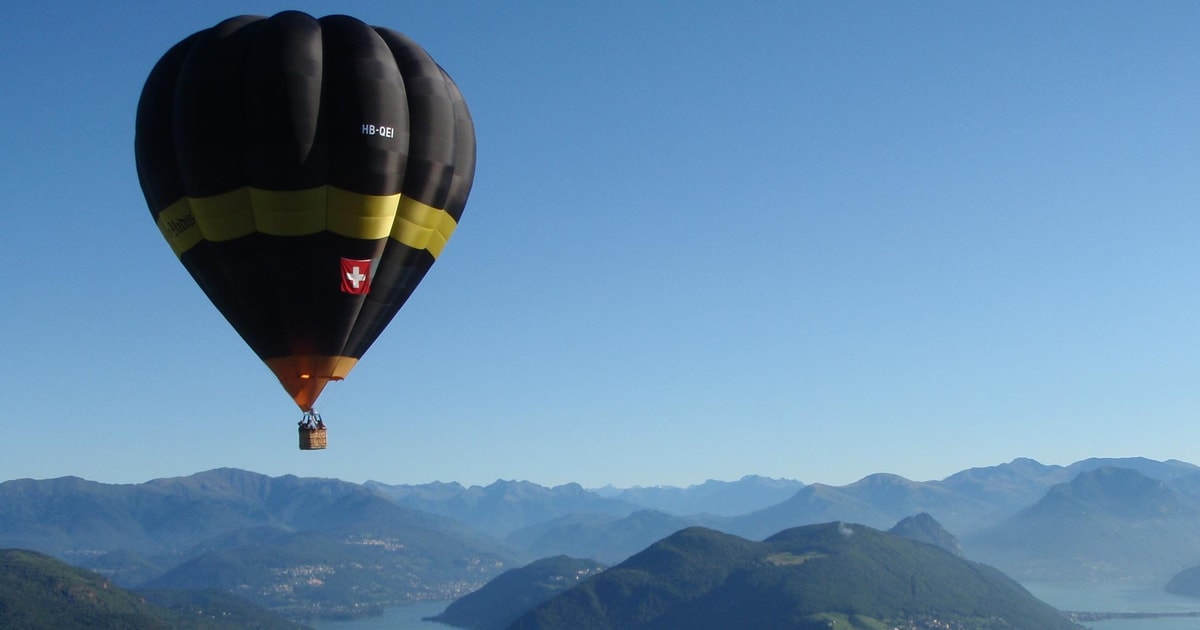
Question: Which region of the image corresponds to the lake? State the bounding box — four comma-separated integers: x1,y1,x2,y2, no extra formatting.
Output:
1025,581,1200,630
307,601,453,630
306,583,1200,630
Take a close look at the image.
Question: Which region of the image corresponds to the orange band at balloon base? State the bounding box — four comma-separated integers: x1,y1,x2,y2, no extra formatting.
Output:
266,355,358,411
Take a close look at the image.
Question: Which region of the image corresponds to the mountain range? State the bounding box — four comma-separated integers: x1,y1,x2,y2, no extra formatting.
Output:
4,456,1200,620
0,468,519,618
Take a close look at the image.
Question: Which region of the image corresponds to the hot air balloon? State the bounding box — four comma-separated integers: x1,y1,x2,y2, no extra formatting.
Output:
134,12,475,449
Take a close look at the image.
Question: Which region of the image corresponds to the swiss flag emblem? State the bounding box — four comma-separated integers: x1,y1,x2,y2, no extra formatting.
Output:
340,258,372,295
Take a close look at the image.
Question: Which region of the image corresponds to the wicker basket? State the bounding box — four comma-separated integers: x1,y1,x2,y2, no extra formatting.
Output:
299,426,328,450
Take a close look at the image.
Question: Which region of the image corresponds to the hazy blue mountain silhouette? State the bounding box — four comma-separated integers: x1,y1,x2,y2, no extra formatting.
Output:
505,510,700,564
366,479,637,538
889,512,963,556
593,475,805,516
965,467,1200,581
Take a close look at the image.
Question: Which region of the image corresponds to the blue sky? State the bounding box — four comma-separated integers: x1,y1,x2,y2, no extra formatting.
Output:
2,1,1198,489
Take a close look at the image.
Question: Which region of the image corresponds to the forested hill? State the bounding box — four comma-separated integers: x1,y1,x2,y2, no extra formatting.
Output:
508,523,1081,630
0,548,304,629
430,555,605,630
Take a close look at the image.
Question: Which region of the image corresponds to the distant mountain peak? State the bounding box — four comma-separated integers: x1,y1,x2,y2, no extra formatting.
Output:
1037,466,1190,519
966,465,1200,581
600,475,805,518
889,512,963,556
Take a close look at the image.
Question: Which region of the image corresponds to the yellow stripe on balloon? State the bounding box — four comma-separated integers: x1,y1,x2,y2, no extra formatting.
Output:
391,196,457,258
327,188,400,239
155,198,203,257
159,186,456,258
190,188,256,241
252,187,328,236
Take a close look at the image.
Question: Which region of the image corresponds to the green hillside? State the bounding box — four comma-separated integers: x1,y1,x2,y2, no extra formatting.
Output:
0,549,304,630
508,523,1080,630
431,555,605,630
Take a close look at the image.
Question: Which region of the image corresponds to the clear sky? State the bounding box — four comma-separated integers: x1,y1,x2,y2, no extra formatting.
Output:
2,1,1198,489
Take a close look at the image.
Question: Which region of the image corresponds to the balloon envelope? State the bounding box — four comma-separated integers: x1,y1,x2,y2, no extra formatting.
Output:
135,12,475,411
